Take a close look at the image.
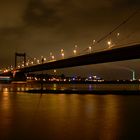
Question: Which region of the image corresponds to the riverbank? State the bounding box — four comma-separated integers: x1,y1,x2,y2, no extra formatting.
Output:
27,89,140,95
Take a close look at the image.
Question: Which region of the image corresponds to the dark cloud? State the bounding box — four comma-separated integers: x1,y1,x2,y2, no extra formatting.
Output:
114,0,140,8
23,0,60,27
0,0,28,28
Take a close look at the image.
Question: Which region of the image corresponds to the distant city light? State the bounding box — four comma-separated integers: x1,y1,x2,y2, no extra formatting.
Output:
72,78,75,81
89,76,92,79
4,69,8,73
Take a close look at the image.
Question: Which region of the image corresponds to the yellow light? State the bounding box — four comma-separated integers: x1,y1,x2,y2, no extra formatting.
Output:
75,45,77,48
26,62,29,66
4,69,8,73
117,33,120,36
73,49,77,55
37,60,40,64
89,46,92,52
61,49,64,52
50,52,52,56
73,45,77,55
52,55,55,59
107,41,111,45
61,53,64,58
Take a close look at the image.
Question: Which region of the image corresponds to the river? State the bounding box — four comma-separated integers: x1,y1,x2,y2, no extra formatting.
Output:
0,83,140,140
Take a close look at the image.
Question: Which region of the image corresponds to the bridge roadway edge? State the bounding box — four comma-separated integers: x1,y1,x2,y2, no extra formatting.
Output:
19,44,140,73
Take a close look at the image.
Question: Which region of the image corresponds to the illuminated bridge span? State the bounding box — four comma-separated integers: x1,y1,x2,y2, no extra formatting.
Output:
18,43,140,73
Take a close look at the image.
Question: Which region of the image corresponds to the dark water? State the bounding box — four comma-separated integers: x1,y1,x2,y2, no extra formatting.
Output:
0,83,140,140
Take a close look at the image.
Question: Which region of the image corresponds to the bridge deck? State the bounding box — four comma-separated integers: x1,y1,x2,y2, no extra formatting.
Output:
19,44,140,73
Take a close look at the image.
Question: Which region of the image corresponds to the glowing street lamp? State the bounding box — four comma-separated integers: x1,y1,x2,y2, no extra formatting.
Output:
61,49,64,53
37,59,40,64
93,40,96,45
107,40,112,49
52,55,55,60
50,52,55,60
61,49,64,58
88,46,92,53
26,62,29,66
73,44,77,55
61,53,64,58
44,58,46,61
73,49,77,55
107,41,111,45
117,32,120,37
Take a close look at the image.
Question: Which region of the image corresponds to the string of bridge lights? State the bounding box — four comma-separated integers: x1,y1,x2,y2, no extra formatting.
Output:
1,33,135,71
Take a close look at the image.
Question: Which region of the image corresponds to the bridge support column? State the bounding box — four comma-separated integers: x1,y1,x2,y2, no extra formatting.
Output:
13,72,26,81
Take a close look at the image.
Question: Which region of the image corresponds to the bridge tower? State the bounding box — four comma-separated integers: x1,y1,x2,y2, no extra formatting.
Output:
13,52,27,81
15,52,26,68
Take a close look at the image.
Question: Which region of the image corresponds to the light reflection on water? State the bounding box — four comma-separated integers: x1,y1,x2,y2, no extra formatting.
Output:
0,83,140,92
0,84,140,140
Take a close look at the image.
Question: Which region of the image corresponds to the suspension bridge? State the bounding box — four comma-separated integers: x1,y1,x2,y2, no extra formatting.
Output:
1,9,140,81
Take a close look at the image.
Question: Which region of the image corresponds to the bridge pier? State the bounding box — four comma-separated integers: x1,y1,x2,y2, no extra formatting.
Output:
13,72,26,81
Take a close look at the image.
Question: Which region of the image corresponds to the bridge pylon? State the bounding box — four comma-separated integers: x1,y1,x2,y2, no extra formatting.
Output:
15,52,26,69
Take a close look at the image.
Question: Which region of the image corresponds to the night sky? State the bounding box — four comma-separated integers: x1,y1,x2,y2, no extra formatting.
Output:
0,0,140,80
